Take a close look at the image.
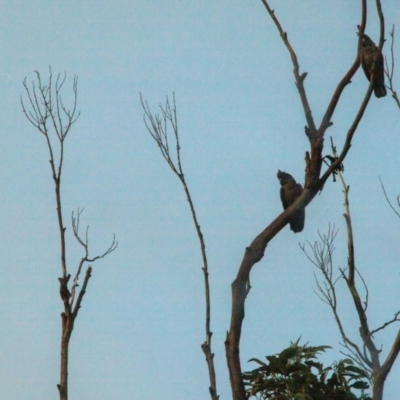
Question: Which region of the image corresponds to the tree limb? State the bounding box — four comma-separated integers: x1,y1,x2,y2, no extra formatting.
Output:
142,93,219,400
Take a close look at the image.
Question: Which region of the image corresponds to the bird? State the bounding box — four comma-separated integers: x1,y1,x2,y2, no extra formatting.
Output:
277,170,305,233
358,33,387,98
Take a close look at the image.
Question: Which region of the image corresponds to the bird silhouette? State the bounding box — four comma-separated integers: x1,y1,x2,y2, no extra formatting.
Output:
358,33,387,98
277,170,305,233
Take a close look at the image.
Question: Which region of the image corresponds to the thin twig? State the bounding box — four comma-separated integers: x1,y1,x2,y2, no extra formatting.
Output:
300,227,370,367
371,312,400,336
384,26,400,109
70,209,117,308
379,176,400,218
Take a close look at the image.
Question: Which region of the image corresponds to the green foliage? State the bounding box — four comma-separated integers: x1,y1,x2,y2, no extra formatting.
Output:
243,339,372,400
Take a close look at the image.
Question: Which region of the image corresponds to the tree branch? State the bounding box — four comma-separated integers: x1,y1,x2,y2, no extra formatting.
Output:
384,26,400,109
22,68,115,400
260,1,316,135
301,227,371,368
224,3,373,398
142,94,219,400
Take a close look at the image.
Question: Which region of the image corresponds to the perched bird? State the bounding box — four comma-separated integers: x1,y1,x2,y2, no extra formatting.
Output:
277,170,305,233
358,33,387,98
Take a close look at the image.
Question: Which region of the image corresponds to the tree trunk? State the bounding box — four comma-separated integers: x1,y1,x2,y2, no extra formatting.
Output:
372,373,384,400
58,316,72,400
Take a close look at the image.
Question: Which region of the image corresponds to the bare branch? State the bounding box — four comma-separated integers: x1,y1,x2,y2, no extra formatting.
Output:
72,266,92,320
259,0,316,136
319,81,374,188
142,94,218,400
379,176,400,218
384,25,400,109
371,312,400,336
301,226,370,366
319,0,387,189
140,93,179,175
355,266,369,313
337,171,381,370
70,209,117,308
21,68,81,279
381,328,400,383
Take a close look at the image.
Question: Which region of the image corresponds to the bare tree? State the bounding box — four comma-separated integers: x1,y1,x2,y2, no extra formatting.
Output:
21,68,117,400
224,1,387,399
301,169,400,400
141,93,219,400
142,1,392,399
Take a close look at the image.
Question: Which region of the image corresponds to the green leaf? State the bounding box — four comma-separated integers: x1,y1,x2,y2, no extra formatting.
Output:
309,345,332,353
279,346,299,361
341,358,354,365
350,381,369,390
248,357,267,367
344,365,368,377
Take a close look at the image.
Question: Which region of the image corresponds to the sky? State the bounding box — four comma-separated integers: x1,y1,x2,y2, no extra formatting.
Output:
1,1,400,399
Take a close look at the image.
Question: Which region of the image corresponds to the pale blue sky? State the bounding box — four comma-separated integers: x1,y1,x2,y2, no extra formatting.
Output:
1,1,400,399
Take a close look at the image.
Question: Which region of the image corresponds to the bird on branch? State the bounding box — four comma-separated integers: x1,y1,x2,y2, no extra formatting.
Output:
358,33,387,98
277,170,305,233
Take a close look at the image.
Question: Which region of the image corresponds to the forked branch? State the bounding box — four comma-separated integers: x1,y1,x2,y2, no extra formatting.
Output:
21,67,81,278
21,69,116,400
304,169,400,399
70,208,118,312
300,227,370,370
224,1,381,398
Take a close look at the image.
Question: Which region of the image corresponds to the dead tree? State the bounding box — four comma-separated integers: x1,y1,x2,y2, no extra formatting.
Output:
301,171,400,400
224,1,387,399
21,68,117,400
141,93,219,400
142,1,389,399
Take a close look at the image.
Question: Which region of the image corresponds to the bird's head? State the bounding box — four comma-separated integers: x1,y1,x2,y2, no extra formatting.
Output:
277,170,294,186
358,32,374,49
